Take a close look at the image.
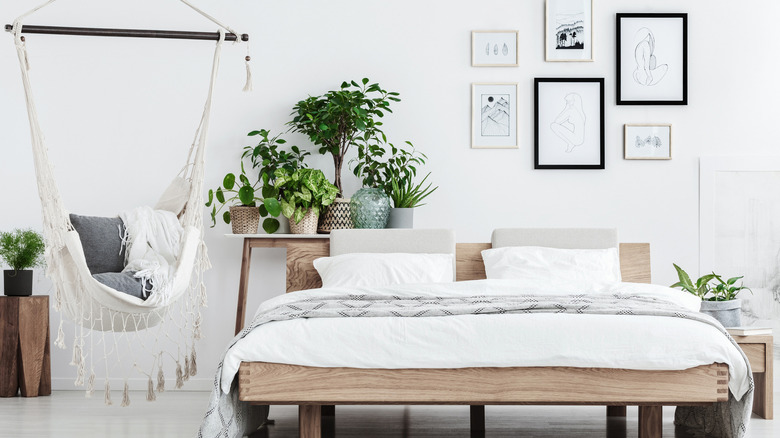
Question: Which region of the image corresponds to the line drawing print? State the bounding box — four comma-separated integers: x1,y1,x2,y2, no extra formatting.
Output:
555,12,585,50
482,41,511,58
502,43,509,56
481,94,510,137
633,27,668,86
635,135,663,148
550,93,586,152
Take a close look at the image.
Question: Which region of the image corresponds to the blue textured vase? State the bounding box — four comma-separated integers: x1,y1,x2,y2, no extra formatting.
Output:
350,188,392,229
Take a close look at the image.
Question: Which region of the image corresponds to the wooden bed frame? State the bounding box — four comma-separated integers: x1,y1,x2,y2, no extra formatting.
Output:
236,240,728,438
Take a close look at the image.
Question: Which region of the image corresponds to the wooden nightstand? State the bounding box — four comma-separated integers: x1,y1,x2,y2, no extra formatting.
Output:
0,295,51,397
728,332,773,419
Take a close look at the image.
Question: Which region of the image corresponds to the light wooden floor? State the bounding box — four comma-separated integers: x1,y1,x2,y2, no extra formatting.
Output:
1,391,778,437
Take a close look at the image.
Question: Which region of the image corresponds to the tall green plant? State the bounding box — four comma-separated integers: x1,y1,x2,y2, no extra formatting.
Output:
671,264,752,302
288,78,400,197
0,229,45,271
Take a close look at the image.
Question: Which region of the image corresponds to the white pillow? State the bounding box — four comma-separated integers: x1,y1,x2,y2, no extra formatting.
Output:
481,246,621,291
313,253,454,288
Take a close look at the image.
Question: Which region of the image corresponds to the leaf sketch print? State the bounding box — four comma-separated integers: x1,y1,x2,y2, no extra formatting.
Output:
486,43,490,56
481,94,510,137
502,43,509,56
494,44,499,55
555,12,585,50
550,93,586,153
635,135,663,148
633,28,668,86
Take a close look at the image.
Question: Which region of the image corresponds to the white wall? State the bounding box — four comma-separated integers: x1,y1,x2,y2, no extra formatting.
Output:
1,0,778,390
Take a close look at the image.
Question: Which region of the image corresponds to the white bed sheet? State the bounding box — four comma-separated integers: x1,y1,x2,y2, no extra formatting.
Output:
221,280,749,400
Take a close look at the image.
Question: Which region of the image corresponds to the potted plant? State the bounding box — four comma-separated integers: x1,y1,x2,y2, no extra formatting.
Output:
0,229,45,296
351,142,437,228
671,264,752,327
288,78,400,232
274,168,339,234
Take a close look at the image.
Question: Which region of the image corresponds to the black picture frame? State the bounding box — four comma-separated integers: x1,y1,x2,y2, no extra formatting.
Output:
534,78,605,170
616,13,688,105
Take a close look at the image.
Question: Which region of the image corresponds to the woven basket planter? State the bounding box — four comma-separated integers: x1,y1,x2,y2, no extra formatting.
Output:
317,198,353,234
289,209,319,234
229,206,260,234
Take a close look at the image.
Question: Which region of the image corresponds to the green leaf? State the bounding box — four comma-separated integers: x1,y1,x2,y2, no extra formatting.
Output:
258,204,268,217
262,218,280,234
223,211,231,224
319,123,329,131
248,130,261,136
672,264,694,290
238,185,255,206
261,185,278,199
280,199,295,219
362,78,369,85
205,189,214,207
264,198,282,217
216,188,225,204
223,173,236,190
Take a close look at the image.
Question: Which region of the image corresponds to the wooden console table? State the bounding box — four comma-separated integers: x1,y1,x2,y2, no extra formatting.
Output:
227,234,330,335
0,295,51,397
727,331,774,419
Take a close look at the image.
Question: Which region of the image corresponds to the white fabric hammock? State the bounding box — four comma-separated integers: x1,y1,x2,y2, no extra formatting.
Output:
10,0,245,404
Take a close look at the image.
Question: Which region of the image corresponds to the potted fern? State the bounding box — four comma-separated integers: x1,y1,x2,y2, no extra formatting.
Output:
671,264,752,327
0,229,46,296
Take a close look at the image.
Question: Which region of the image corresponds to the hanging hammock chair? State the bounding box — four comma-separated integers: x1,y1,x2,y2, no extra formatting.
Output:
9,0,249,404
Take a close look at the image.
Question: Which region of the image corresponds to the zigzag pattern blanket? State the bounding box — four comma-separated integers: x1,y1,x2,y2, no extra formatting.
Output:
199,291,753,438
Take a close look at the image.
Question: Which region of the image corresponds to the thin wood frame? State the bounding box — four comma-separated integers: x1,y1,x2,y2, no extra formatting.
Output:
616,13,688,105
471,83,519,149
545,0,594,62
471,30,519,67
623,124,672,160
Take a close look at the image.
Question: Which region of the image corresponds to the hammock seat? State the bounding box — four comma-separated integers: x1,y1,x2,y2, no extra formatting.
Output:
9,0,249,403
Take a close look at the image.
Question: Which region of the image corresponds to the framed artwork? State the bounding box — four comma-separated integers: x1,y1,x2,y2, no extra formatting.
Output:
472,31,519,66
534,78,604,169
623,124,672,160
545,0,593,62
471,83,518,149
616,13,688,105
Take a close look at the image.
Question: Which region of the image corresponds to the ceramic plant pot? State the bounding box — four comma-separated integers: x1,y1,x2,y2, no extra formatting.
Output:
229,206,260,234
386,207,414,229
289,209,319,234
350,188,392,229
317,198,353,233
3,270,33,296
699,299,742,327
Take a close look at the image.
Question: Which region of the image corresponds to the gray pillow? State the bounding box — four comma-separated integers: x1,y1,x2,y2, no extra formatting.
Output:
93,272,147,300
69,214,125,274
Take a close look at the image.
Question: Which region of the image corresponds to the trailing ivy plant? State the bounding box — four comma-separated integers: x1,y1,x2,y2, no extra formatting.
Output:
0,229,46,272
288,78,400,197
274,168,339,224
671,264,752,302
351,142,438,208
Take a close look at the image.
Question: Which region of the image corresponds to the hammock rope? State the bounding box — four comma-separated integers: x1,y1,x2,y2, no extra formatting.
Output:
10,1,243,404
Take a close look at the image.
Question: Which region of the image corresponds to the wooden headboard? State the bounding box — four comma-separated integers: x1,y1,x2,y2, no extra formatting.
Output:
285,241,651,293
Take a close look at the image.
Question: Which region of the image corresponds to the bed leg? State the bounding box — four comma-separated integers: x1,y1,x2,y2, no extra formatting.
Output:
606,406,626,417
638,405,662,438
470,405,485,432
299,405,321,438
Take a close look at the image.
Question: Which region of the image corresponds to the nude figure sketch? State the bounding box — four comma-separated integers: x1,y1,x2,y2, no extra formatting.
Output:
550,93,586,153
633,28,668,86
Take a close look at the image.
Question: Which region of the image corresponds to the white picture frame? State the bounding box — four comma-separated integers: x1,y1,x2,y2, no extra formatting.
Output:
623,124,672,160
472,31,519,67
471,83,518,149
545,0,593,62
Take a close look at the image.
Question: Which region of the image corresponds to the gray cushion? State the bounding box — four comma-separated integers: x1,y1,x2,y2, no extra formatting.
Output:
491,228,617,249
93,272,147,300
69,214,125,274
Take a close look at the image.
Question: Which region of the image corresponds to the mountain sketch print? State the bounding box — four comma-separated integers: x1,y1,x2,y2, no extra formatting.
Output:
481,94,510,136
555,13,585,50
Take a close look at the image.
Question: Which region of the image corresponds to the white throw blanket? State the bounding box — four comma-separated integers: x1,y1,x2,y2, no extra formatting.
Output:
120,206,183,304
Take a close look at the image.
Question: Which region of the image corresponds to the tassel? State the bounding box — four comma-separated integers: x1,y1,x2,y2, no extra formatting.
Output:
184,356,191,382
146,377,156,401
175,362,184,389
85,372,95,398
190,349,197,377
193,313,202,340
105,379,112,406
55,320,66,349
157,363,165,393
242,55,253,92
75,353,85,386
70,343,80,366
121,381,130,407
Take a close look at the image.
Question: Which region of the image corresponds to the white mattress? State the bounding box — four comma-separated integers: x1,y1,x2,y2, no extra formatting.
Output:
221,280,749,400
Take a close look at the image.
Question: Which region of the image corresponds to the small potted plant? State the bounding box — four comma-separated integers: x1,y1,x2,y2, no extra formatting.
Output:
351,142,437,228
288,78,400,232
0,229,46,296
274,168,339,234
671,264,752,326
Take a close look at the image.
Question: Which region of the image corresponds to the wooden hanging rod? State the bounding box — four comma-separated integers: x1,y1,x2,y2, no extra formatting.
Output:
4,24,249,42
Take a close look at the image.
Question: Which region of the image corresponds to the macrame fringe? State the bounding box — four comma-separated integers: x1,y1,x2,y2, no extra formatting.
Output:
54,320,66,349
121,381,130,407
70,343,80,366
75,354,85,386
184,356,191,382
104,380,112,406
85,372,95,398
175,362,184,389
157,362,165,393
193,313,202,340
190,349,197,377
146,377,156,401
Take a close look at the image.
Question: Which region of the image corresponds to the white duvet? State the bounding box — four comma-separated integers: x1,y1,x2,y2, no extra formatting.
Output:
221,280,749,401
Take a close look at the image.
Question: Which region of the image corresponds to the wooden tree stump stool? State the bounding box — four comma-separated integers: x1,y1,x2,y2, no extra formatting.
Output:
0,296,51,397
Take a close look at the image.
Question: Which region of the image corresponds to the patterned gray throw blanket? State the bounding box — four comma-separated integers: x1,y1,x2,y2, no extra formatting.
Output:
199,292,753,438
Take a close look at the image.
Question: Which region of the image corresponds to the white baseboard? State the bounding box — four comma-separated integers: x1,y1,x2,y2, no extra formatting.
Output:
52,377,213,392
